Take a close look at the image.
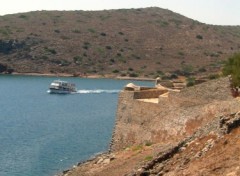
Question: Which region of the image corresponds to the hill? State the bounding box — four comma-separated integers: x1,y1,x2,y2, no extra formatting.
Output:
0,7,240,78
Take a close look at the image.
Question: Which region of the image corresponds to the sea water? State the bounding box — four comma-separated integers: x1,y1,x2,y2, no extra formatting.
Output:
0,75,153,176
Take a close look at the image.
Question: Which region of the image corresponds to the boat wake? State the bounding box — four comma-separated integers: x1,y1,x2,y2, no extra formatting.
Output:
77,89,120,94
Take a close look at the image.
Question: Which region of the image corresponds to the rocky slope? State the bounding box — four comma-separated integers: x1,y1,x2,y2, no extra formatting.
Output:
0,8,240,78
58,78,240,176
58,109,240,176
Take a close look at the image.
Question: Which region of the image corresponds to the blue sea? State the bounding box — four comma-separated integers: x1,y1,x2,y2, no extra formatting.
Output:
0,75,153,176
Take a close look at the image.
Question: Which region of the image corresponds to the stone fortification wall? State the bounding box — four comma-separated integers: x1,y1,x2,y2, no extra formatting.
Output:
133,89,167,99
110,77,240,152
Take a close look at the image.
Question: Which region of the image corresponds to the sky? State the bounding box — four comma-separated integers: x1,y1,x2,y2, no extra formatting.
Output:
0,0,239,25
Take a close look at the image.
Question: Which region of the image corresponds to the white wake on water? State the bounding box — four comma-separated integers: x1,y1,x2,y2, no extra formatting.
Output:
77,89,120,94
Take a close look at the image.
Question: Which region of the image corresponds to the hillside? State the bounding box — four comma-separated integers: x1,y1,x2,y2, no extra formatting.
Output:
59,113,240,176
58,78,240,176
0,7,240,78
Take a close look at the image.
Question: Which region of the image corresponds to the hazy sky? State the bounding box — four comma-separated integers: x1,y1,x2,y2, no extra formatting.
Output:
0,0,239,25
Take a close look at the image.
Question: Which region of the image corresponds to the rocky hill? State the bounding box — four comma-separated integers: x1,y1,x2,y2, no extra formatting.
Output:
0,7,240,78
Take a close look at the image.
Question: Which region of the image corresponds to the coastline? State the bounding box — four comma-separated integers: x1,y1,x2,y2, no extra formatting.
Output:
2,71,154,176
3,72,155,81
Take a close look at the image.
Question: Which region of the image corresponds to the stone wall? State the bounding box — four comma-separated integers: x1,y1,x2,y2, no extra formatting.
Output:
110,77,240,152
133,89,167,99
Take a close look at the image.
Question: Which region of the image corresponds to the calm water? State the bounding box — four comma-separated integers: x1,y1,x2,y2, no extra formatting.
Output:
0,75,153,176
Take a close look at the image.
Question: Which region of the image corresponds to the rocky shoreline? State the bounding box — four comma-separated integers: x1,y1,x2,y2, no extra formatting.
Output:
2,72,155,81
55,151,112,176
56,110,240,176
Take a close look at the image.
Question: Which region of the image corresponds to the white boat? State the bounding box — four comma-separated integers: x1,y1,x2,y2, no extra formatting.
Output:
48,80,77,94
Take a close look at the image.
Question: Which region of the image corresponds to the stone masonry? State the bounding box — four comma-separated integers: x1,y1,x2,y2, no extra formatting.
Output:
110,77,240,152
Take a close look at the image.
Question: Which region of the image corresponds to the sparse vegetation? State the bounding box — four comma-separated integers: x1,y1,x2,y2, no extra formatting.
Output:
198,67,207,72
196,35,203,39
0,8,239,77
44,47,57,54
208,74,220,80
19,14,28,19
223,53,240,88
105,46,112,50
178,51,185,56
128,68,134,71
88,28,96,33
112,69,119,73
83,42,91,50
54,29,60,33
187,77,195,87
100,32,106,36
132,145,143,151
144,155,153,161
161,21,169,27
73,56,83,64
129,72,139,77
145,141,153,146
72,29,81,33
181,64,194,76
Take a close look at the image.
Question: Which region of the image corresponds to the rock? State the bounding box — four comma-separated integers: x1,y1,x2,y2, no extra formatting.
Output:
226,171,238,176
96,158,104,164
180,147,186,151
103,158,111,165
109,155,115,161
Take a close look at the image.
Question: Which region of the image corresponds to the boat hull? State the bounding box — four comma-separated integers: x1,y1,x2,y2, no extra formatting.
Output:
48,80,77,94
48,88,77,94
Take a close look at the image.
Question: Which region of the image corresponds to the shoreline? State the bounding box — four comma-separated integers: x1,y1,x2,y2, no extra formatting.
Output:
2,72,155,81
1,71,154,176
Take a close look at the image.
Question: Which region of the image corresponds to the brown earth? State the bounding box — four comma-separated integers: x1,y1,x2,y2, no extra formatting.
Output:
59,109,240,176
0,8,240,78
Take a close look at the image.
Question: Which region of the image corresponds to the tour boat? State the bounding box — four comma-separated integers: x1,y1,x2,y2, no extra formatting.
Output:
48,80,77,94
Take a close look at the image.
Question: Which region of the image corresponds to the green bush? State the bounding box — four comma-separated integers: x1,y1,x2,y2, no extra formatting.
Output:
196,35,203,39
60,59,71,66
54,29,60,33
112,69,119,73
223,53,240,87
145,141,152,146
208,74,220,80
100,32,106,36
44,47,57,54
88,28,96,33
73,56,83,64
82,42,91,50
186,77,195,87
105,46,112,50
198,67,207,72
181,64,194,76
129,73,139,77
178,51,184,56
72,29,81,33
144,155,153,161
19,14,28,19
110,59,115,63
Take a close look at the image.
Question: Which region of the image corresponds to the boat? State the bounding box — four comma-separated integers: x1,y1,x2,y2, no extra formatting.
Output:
48,80,77,94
